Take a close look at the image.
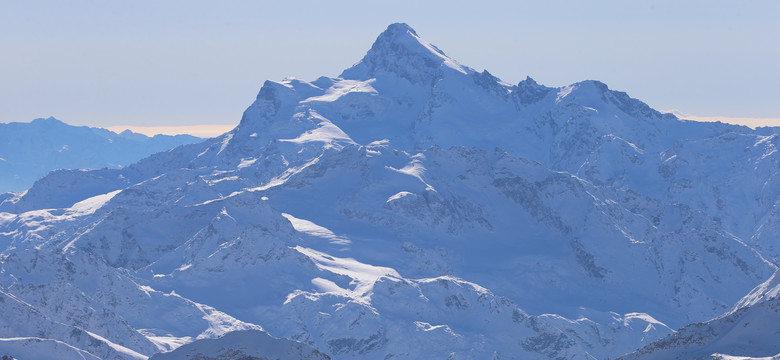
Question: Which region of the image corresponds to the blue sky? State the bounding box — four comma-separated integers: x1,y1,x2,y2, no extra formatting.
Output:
1,0,778,134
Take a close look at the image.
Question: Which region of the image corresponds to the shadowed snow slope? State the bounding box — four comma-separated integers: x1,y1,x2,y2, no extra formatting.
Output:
1,23,779,360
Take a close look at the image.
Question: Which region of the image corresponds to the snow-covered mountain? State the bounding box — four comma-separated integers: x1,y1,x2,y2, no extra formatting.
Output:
0,117,201,193
0,23,778,359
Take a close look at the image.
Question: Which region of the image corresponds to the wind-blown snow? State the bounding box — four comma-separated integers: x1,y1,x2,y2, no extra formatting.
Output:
278,114,355,146
293,246,400,305
84,331,149,360
304,80,378,103
69,189,121,216
282,213,351,245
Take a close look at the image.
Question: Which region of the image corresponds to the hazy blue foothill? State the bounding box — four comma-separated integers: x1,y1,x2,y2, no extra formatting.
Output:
0,117,201,193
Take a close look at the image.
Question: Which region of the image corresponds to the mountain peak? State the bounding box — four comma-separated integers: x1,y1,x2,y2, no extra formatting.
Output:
382,22,418,38
340,23,469,83
31,116,66,126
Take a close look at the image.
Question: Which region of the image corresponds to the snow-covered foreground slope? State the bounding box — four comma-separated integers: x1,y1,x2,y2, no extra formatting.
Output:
148,330,330,360
1,23,778,359
619,271,780,360
0,117,201,193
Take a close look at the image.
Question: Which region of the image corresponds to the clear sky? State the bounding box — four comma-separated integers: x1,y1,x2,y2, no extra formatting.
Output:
1,0,779,134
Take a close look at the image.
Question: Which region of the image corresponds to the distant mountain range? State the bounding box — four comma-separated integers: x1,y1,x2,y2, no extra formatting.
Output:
1,23,778,360
0,117,201,193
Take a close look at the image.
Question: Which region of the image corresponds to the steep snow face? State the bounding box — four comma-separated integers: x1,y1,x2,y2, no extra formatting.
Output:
1,23,779,360
733,271,780,310
0,117,201,194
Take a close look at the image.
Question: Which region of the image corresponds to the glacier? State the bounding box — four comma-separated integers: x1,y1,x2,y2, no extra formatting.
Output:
0,23,778,359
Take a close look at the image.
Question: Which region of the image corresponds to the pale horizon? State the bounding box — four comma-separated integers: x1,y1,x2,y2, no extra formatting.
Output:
106,124,236,138
666,111,780,129
97,113,780,137
8,110,775,139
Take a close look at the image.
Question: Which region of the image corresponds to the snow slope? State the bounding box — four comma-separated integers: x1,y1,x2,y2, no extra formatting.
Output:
0,23,778,359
